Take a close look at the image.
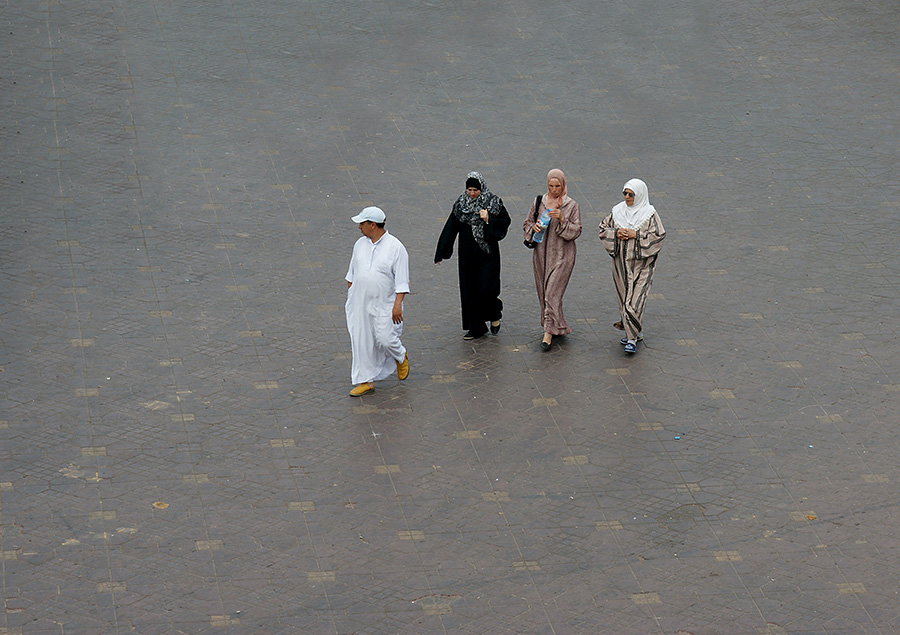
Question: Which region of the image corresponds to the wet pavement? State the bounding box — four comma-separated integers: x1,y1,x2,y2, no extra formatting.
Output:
3,0,900,633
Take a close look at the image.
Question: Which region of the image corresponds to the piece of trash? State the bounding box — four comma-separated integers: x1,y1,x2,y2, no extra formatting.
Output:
152,501,169,509
674,436,680,440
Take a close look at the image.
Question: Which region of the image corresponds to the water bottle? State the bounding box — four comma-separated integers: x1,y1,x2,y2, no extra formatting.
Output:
532,209,552,243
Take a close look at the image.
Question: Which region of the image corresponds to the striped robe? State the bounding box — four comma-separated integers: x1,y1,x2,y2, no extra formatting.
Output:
598,211,666,342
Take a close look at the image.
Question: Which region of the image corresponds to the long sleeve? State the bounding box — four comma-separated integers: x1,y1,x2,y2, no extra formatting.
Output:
346,239,359,282
635,212,666,259
435,213,459,262
598,213,616,256
554,199,582,241
485,199,511,243
392,242,411,294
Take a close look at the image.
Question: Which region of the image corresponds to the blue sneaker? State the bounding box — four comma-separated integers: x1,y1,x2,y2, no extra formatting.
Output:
620,335,643,345
624,340,637,354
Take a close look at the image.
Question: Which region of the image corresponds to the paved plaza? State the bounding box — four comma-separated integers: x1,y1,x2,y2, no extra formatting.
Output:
3,0,900,632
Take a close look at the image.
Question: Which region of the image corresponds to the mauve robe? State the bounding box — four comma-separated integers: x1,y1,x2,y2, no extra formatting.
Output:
598,210,666,341
523,195,582,335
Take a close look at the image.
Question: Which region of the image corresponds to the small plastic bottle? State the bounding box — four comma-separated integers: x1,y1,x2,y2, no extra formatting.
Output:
532,209,552,243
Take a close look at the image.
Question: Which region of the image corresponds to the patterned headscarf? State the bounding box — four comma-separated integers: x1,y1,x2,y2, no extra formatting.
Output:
452,171,503,253
612,178,656,230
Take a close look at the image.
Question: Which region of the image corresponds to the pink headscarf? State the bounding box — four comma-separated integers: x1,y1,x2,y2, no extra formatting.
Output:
545,169,567,210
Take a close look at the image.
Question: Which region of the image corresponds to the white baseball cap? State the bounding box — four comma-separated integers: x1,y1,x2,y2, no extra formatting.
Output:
351,206,386,223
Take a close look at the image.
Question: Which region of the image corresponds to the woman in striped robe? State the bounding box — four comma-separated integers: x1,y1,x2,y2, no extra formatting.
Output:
598,178,666,354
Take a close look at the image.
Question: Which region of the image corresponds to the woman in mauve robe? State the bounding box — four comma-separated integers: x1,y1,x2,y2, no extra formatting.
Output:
523,169,582,351
435,172,511,339
598,178,666,354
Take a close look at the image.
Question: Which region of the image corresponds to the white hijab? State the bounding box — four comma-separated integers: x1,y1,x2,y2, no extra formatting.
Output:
612,178,656,230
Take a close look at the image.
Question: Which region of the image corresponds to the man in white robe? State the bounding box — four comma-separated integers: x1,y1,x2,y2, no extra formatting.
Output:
345,207,410,396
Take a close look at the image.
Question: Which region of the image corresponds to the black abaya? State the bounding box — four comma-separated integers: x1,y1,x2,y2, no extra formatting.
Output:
435,203,511,335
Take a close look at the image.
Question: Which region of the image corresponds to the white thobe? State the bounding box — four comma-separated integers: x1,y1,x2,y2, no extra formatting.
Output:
345,230,410,385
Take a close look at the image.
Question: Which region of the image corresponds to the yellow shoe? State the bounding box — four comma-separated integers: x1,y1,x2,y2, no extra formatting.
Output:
349,382,374,397
397,352,409,380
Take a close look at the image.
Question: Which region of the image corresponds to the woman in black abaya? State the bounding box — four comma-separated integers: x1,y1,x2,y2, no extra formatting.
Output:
435,171,511,340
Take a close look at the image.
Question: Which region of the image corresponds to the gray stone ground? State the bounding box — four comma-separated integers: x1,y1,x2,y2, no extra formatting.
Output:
2,0,900,632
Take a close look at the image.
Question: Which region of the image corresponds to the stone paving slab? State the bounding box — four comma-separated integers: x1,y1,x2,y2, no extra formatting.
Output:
3,0,900,633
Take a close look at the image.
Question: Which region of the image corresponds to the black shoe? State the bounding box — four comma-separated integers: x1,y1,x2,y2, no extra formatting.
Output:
463,331,485,340
540,341,551,351
490,320,501,335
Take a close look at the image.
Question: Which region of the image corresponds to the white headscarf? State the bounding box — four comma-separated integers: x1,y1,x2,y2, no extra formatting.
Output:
612,178,656,230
